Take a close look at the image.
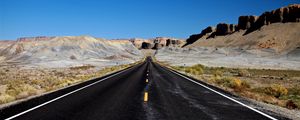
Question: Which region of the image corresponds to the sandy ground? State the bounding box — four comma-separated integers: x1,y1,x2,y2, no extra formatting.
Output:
155,47,300,70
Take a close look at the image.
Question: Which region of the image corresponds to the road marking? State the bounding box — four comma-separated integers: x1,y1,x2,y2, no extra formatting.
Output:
168,68,278,120
5,66,136,120
144,92,148,102
146,79,148,83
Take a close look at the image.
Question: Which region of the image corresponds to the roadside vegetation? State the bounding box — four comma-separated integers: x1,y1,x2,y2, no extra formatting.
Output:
0,61,142,105
159,62,300,110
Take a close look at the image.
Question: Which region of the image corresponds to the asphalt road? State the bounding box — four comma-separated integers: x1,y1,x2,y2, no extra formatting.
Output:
0,57,278,120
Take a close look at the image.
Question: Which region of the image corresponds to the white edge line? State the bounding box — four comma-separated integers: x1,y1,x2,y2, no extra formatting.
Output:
169,69,278,120
5,66,134,120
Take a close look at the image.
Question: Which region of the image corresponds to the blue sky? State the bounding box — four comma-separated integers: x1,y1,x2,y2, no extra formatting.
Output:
0,0,299,40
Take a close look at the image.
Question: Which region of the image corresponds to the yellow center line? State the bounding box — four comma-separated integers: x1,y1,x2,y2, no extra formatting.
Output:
144,92,148,102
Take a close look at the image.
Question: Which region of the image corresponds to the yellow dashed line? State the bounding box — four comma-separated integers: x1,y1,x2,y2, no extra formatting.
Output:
144,92,148,102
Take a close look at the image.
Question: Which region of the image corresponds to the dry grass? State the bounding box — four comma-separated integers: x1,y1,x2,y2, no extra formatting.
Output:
0,61,142,105
165,63,300,110
172,64,204,75
215,77,250,91
70,65,95,70
253,84,288,98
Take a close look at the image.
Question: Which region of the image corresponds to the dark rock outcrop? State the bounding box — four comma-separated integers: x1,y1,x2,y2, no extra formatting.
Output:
183,26,215,47
202,26,215,34
141,42,152,49
184,34,202,47
152,43,163,49
166,39,171,46
238,16,259,30
245,4,300,34
166,39,183,46
138,37,184,49
215,23,236,36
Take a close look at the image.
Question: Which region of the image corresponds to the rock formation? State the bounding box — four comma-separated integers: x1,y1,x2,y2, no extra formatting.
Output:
245,4,300,34
215,23,236,36
238,16,259,30
141,42,152,49
184,4,300,47
152,43,164,49
0,36,143,66
17,36,55,42
184,26,215,46
166,39,182,46
133,37,184,49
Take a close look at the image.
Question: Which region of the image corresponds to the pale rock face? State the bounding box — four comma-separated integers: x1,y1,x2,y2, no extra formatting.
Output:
128,37,185,50
0,36,143,68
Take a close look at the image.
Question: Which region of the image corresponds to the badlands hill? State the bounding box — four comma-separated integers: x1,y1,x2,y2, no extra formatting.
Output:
0,41,14,51
184,4,300,56
155,4,300,70
187,23,300,57
0,36,142,68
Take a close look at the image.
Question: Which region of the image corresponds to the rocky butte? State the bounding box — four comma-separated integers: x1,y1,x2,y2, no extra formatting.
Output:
184,4,300,46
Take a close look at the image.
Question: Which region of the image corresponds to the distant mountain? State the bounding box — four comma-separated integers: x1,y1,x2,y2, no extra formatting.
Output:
0,36,142,67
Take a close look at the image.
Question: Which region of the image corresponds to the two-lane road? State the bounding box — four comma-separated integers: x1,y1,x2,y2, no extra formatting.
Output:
0,57,279,120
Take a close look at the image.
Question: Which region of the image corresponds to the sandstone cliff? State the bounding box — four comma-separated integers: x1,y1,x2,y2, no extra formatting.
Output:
184,4,300,47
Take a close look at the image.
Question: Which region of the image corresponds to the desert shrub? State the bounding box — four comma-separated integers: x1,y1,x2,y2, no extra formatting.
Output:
237,69,251,77
6,83,39,99
192,69,202,75
208,75,221,84
192,64,205,70
212,70,223,77
70,65,95,70
189,65,204,75
216,77,250,91
282,86,300,109
230,78,243,89
0,62,136,105
0,94,15,104
184,67,192,73
70,55,77,60
173,66,184,71
215,77,230,86
195,66,204,75
241,80,251,89
286,100,298,109
263,84,288,98
172,64,205,75
288,86,300,95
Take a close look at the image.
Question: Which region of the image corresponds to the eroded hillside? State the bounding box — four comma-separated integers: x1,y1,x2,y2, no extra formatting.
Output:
0,36,142,68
